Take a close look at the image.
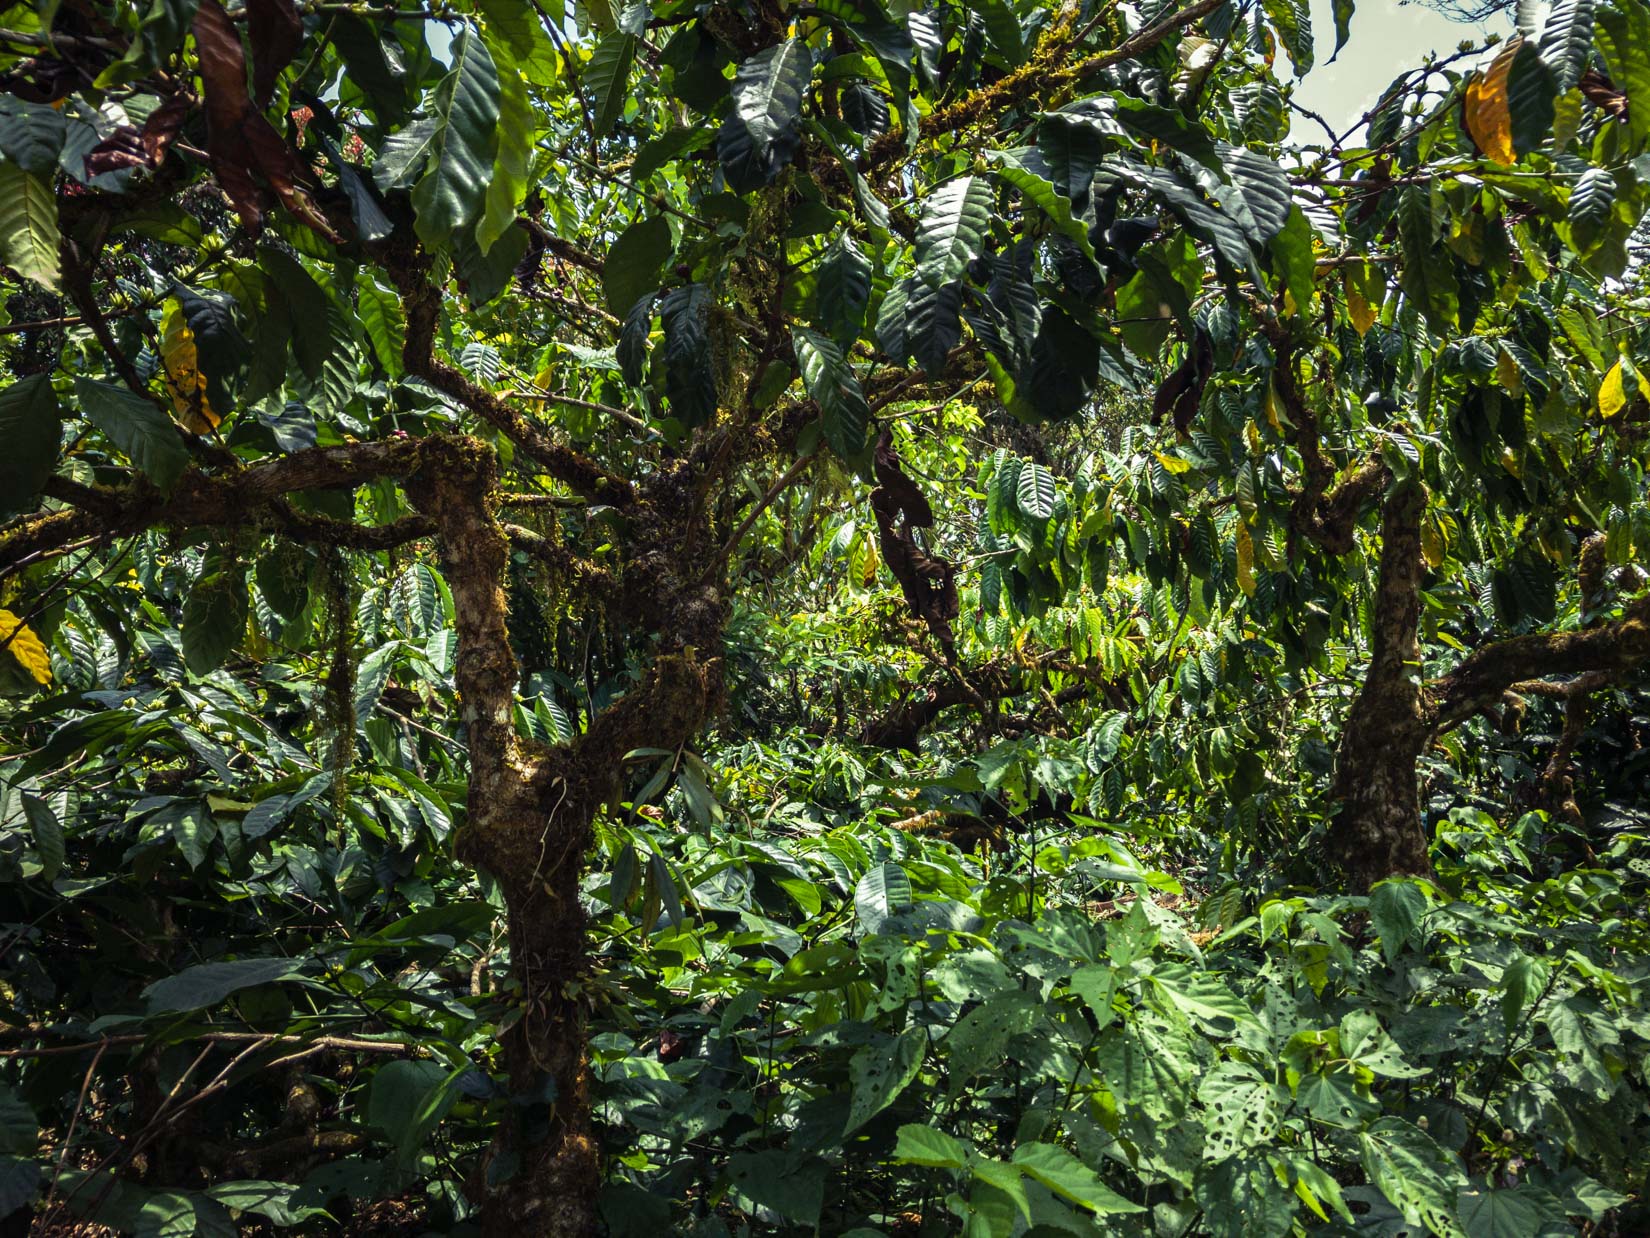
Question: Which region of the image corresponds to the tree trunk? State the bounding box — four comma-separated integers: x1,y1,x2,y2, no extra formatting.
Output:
1329,483,1435,890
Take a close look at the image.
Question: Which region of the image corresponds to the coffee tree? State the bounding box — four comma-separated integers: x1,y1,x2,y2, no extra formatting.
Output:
2,0,1649,1232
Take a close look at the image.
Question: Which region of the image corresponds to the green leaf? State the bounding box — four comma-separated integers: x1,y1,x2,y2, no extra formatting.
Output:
1013,1142,1143,1213
916,175,993,288
988,148,1096,260
587,32,637,137
1539,0,1595,91
726,1151,827,1225
617,293,654,387
0,1156,40,1219
1262,0,1313,74
1597,0,1650,146
815,231,873,345
378,26,501,247
907,277,963,378
183,566,249,675
477,43,534,255
21,793,63,883
970,1157,1031,1223
717,39,811,191
1369,878,1428,963
1397,188,1458,334
962,0,1024,62
0,102,66,174
1330,0,1356,60
1566,168,1615,253
1223,147,1292,241
604,215,674,316
1016,462,1056,519
98,0,199,88
1151,963,1256,1031
1455,1186,1554,1238
1506,41,1558,154
1358,1117,1467,1237
794,326,870,461
357,275,406,377
367,1059,460,1166
143,957,305,1013
0,159,59,291
894,1123,968,1169
844,1026,926,1132
74,378,189,491
660,284,716,426
0,374,61,513
174,283,251,413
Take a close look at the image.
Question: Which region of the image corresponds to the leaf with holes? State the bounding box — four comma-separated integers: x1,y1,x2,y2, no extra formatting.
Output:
854,862,911,932
844,1026,925,1132
1357,1118,1467,1237
1197,1061,1278,1161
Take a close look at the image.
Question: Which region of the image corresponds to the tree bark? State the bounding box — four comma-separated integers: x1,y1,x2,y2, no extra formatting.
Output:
1329,483,1434,890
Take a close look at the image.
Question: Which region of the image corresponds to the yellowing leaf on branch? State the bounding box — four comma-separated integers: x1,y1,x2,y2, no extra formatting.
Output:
1235,522,1256,596
1599,360,1626,417
159,302,220,435
1464,37,1519,166
0,609,51,685
1346,287,1377,337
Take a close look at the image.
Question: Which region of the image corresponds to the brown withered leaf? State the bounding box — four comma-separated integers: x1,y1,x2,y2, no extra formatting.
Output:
1579,68,1630,123
141,94,191,166
192,0,340,242
870,433,957,653
1151,326,1215,435
248,0,303,108
82,126,149,178
873,429,932,528
193,0,266,229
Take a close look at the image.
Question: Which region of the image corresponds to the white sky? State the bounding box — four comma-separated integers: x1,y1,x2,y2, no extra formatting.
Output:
1289,0,1516,135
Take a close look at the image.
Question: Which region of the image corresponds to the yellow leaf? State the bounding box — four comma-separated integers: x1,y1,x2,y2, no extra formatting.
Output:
1421,516,1445,569
1155,451,1191,475
0,609,51,685
1244,420,1262,453
160,302,220,435
1600,360,1626,418
1345,287,1376,337
1495,348,1523,397
1263,378,1286,432
1464,36,1519,167
1235,523,1255,597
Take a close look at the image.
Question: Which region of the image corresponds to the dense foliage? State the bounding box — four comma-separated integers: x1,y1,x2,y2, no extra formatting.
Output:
2,0,1650,1233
